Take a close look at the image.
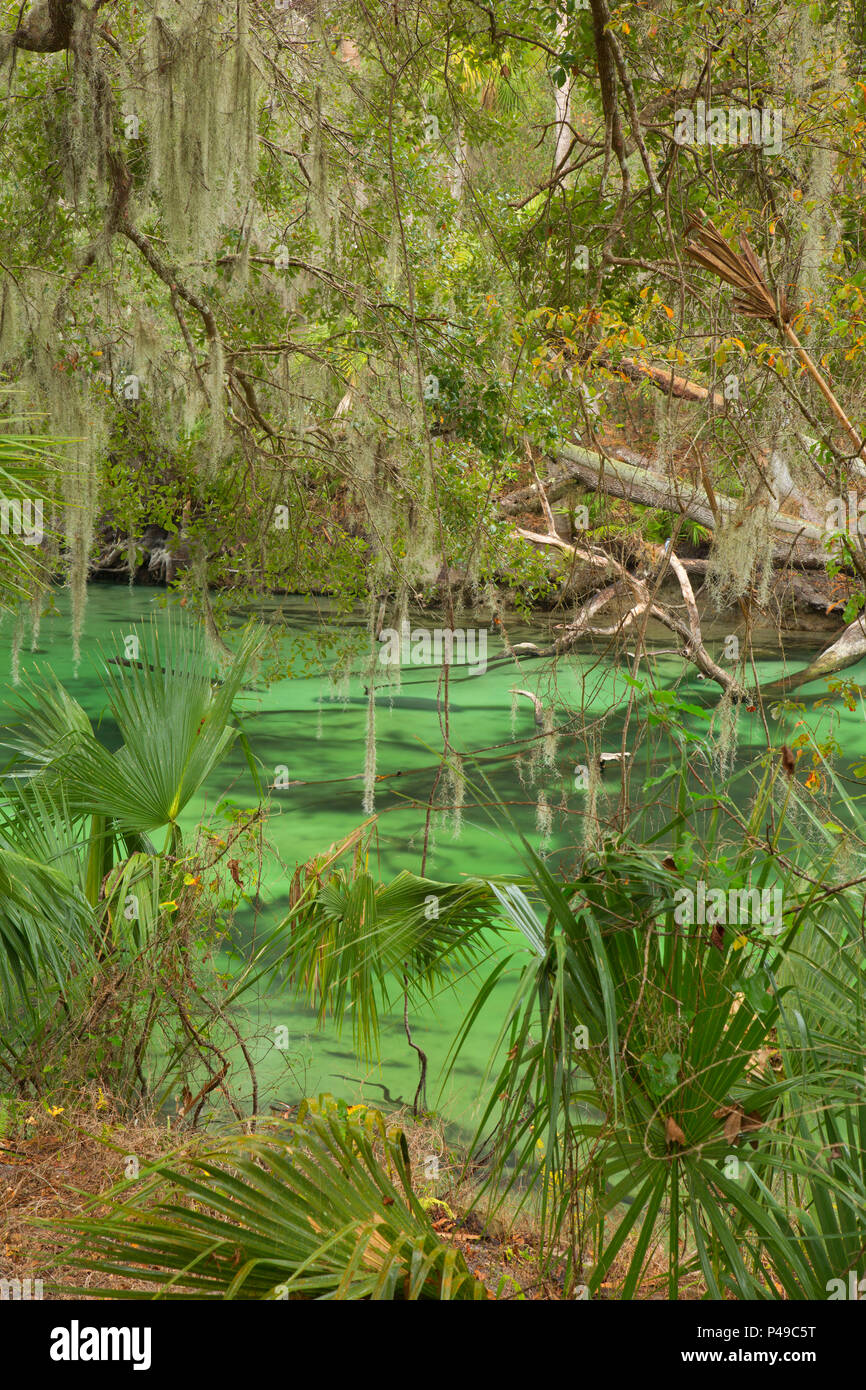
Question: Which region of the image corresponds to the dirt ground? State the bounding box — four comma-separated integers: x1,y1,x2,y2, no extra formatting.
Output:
1,1096,703,1301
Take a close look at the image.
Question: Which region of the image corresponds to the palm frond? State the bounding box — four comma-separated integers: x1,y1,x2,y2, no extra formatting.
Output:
684,214,786,324
49,1096,490,1300
4,616,264,836
0,786,95,1006
274,867,505,1058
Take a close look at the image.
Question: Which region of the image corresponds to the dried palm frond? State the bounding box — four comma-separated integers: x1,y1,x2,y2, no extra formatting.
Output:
685,214,787,324
684,213,865,462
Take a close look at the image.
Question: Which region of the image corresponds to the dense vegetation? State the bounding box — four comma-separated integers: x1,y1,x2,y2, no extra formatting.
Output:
3,0,866,1305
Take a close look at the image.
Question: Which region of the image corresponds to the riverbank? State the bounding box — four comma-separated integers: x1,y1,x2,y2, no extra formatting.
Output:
1,1093,712,1301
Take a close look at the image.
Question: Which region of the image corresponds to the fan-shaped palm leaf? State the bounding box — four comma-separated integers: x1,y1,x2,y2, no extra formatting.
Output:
3,616,264,840
49,1096,489,1300
0,785,95,1007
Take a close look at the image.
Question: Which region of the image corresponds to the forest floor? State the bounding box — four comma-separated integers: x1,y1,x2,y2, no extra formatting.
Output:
1,1095,709,1301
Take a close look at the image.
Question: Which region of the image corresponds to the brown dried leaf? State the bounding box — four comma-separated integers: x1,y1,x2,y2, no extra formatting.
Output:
747,1045,775,1078
724,1107,743,1145
665,1115,687,1146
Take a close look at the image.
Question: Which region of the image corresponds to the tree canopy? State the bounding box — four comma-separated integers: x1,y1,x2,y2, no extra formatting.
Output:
2,0,866,668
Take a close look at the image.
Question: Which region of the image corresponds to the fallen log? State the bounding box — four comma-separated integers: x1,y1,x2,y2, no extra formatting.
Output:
544,443,827,568
590,352,727,408
760,617,866,697
502,444,826,567
500,445,656,517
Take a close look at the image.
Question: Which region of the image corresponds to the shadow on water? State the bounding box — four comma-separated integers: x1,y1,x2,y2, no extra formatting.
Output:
2,586,863,1134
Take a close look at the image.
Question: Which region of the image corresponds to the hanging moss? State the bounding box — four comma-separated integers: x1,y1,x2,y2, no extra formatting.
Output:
309,87,331,240
141,0,259,258
541,706,557,769
768,774,821,855
706,502,774,612
28,334,105,672
709,686,740,778
0,280,21,370
581,754,600,852
28,511,59,652
126,533,137,590
10,605,25,686
362,680,377,814
65,7,111,202
445,753,465,839
535,790,552,848
206,338,226,474
328,654,352,703
28,593,42,654
131,308,163,388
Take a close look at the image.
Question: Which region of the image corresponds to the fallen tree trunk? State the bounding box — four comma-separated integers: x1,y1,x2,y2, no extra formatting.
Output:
500,444,660,517
760,617,866,697
553,444,825,555
501,443,827,567
589,352,726,408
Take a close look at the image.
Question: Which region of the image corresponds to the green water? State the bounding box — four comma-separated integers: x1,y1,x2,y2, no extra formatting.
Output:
1,586,862,1130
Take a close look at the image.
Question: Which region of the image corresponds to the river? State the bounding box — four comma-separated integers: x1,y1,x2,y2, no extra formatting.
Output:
0,585,859,1132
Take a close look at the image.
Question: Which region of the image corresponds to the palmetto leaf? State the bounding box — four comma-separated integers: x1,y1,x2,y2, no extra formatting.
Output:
101,851,162,951
0,671,94,772
0,617,262,1016
0,786,95,1005
286,838,801,1292
49,1096,489,1300
276,867,504,1058
684,214,785,324
4,617,264,835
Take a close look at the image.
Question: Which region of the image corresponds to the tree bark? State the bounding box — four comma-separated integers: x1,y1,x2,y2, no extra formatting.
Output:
541,443,826,566
10,0,74,52
760,618,866,697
